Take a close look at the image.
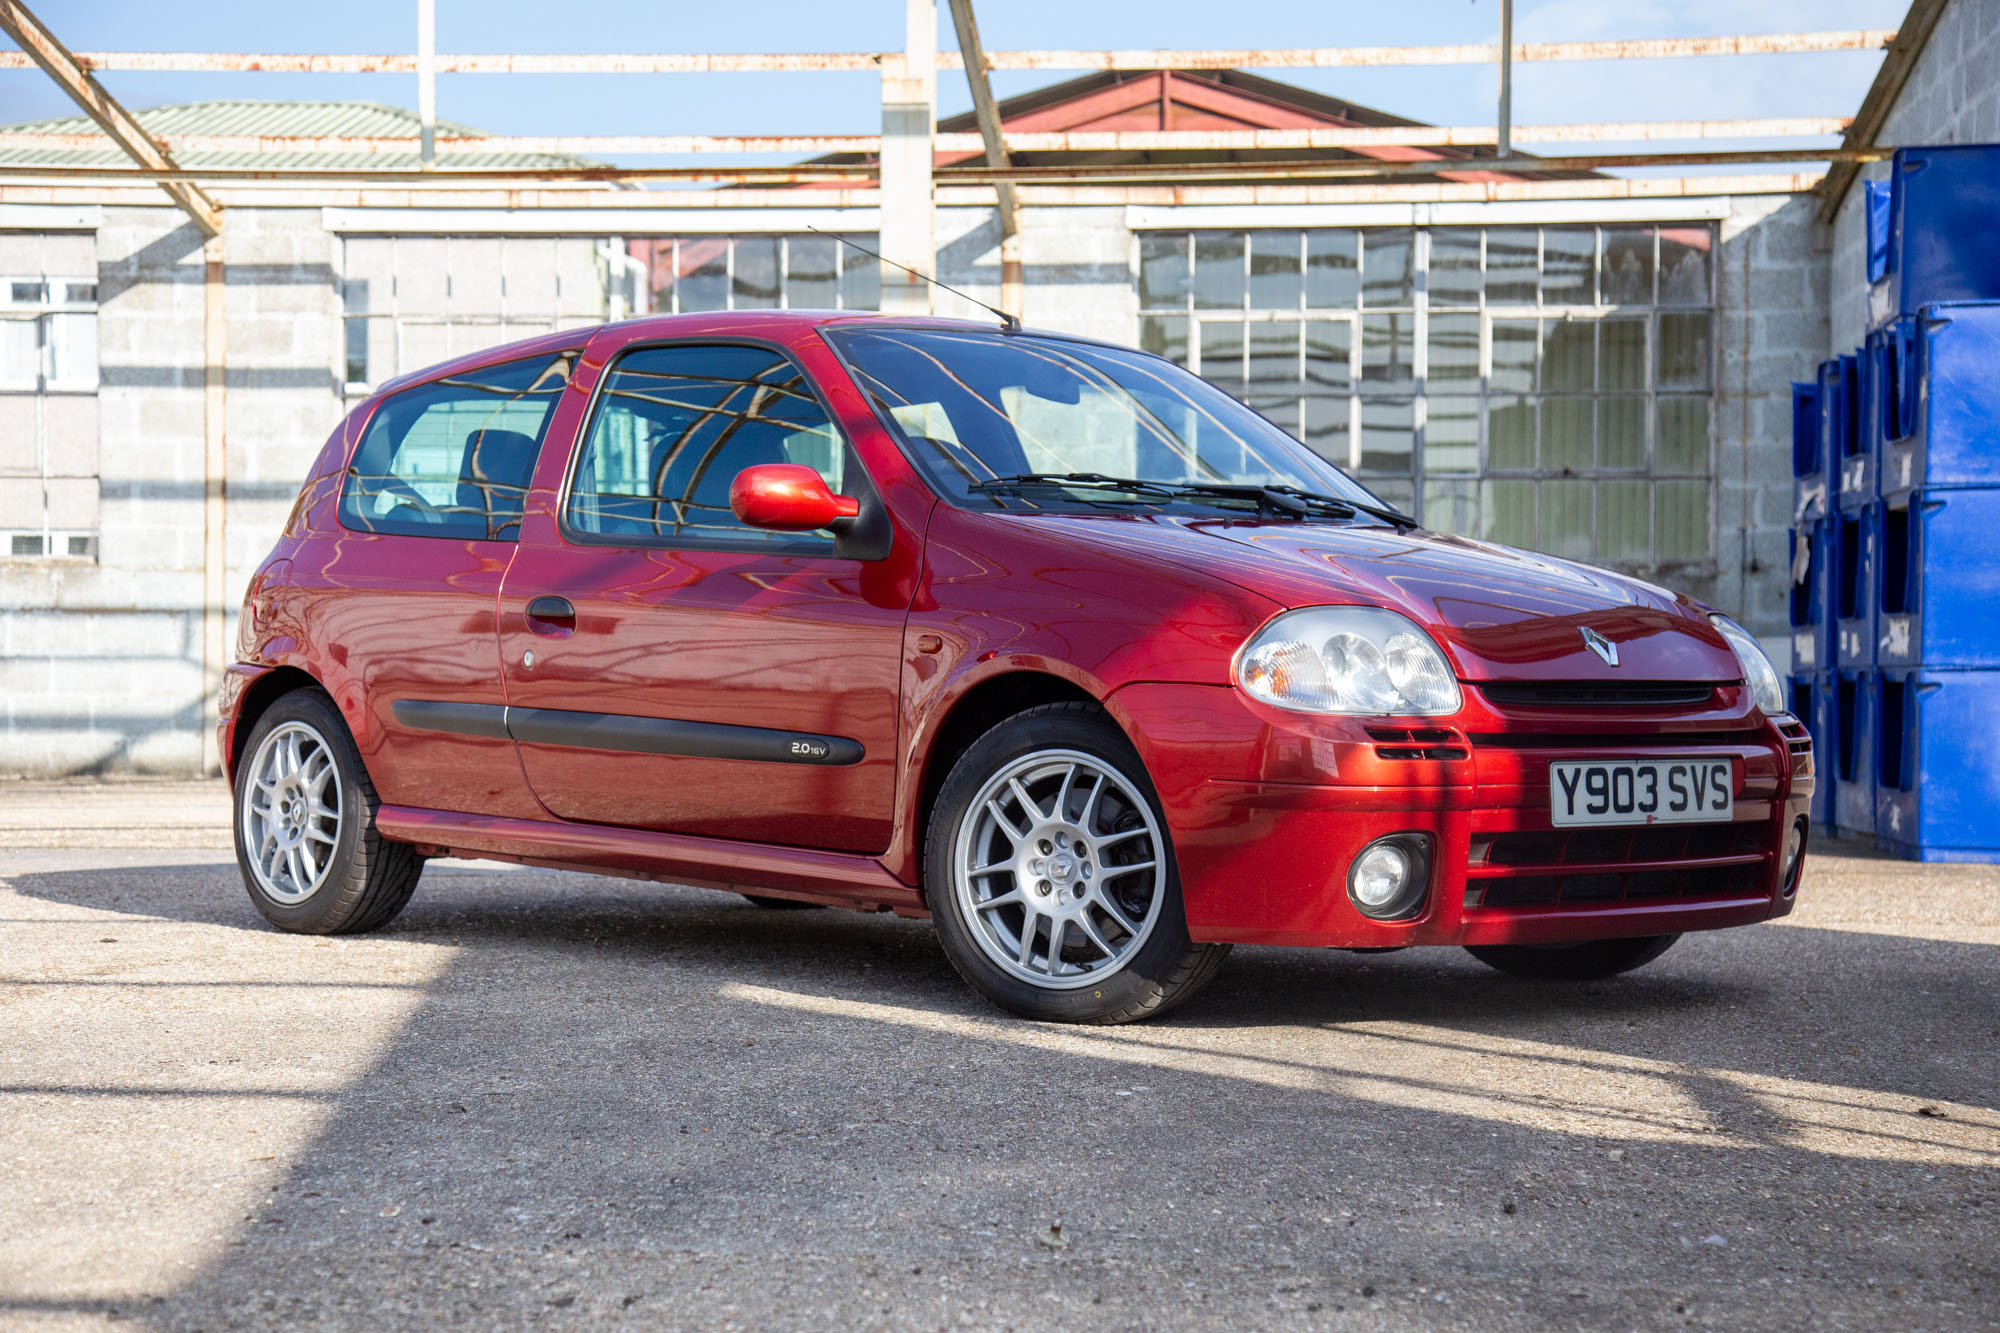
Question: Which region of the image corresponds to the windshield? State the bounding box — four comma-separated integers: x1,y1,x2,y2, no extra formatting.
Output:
823,325,1388,516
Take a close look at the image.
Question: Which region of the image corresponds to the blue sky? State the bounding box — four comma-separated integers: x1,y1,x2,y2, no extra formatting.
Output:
1,0,1907,158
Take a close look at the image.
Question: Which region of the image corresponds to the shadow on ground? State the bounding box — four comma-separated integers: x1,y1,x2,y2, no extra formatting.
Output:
6,856,1997,1330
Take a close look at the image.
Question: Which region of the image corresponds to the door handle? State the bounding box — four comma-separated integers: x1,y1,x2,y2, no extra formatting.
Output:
525,595,576,636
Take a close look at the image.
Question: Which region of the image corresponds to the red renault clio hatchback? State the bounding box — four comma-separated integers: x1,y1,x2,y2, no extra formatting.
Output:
223,310,1812,1024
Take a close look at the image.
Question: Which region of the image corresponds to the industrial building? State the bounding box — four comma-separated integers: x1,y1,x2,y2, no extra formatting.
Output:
0,1,1992,777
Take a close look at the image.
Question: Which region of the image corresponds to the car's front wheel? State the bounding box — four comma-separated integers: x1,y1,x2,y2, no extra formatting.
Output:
232,688,422,934
925,703,1229,1024
1464,933,1680,980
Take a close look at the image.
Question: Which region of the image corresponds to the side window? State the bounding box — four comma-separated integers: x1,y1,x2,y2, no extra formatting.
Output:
565,343,846,548
339,353,572,540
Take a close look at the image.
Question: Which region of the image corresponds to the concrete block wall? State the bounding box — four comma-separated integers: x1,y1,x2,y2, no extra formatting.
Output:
1831,0,2000,354
2,210,212,774
1712,196,1830,660
0,213,624,776
1,207,343,776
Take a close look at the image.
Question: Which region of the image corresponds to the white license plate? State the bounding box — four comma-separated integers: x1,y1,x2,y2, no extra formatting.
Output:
1549,758,1733,827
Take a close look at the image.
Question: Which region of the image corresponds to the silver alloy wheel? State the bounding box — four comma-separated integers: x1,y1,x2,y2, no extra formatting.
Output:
240,720,343,906
952,747,1167,990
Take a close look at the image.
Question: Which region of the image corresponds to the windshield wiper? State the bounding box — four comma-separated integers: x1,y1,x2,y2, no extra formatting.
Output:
968,472,1182,498
967,472,1419,528
1259,483,1421,531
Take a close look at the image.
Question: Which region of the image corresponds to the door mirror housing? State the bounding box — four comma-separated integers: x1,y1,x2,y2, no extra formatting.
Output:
729,464,861,532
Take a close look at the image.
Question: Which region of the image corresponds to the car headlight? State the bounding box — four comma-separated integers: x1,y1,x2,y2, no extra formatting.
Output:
1710,613,1787,717
1235,607,1462,715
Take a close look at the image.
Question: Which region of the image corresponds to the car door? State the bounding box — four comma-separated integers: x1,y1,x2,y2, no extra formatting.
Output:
299,348,576,819
497,330,922,853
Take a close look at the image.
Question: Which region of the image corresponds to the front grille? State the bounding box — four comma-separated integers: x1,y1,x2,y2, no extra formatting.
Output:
1478,680,1725,709
1464,823,1771,910
1472,862,1766,908
1469,728,1764,750
1478,823,1766,866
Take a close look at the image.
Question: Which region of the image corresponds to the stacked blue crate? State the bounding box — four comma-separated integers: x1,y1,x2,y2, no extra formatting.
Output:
1879,302,2000,500
1833,668,1877,838
1860,145,2000,859
1869,144,2000,328
1869,314,2000,860
1788,374,1838,827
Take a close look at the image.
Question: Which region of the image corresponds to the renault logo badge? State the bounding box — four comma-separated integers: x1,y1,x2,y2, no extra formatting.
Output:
1581,627,1619,667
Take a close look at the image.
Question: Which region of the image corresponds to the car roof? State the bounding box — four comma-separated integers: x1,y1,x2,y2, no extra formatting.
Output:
369,309,1115,397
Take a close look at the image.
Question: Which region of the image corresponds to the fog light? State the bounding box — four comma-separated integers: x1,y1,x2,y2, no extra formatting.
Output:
1347,834,1432,921
1782,816,1809,897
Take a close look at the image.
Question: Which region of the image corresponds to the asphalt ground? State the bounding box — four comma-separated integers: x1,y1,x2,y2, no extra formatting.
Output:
1,779,1996,1331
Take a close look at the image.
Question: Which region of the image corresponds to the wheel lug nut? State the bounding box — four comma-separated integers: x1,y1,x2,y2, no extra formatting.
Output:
1038,840,1052,855
1037,880,1051,893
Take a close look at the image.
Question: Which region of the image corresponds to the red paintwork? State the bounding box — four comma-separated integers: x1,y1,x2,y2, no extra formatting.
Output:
729,463,862,531
223,309,1812,951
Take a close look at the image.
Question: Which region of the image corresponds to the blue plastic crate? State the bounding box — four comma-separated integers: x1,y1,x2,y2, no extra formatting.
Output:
1788,519,1835,673
1834,352,1871,512
1880,302,2000,500
1815,357,1845,505
1791,379,1828,524
1833,504,1877,668
1869,145,2000,329
1865,180,1892,284
1790,671,1837,831
1875,488,2000,667
1874,668,2000,861
1833,668,1877,836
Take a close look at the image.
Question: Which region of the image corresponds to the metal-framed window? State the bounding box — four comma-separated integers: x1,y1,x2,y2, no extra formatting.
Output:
628,235,881,315
1136,223,1716,569
0,253,99,561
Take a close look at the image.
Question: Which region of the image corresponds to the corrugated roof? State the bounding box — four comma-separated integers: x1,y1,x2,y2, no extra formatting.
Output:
0,99,602,170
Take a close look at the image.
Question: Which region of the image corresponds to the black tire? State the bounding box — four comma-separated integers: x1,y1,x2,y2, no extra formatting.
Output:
924,702,1229,1024
231,687,422,934
1465,933,1680,980
737,894,823,910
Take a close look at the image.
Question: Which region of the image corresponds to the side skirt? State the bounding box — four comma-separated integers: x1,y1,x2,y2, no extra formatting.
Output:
374,805,927,915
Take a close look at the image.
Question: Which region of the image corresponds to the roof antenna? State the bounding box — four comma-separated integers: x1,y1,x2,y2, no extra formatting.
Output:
809,227,1021,333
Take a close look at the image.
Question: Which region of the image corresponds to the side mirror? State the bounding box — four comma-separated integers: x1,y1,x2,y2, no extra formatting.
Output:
729,463,861,532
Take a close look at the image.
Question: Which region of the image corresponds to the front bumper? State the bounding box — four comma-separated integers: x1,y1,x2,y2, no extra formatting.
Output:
1107,681,1813,950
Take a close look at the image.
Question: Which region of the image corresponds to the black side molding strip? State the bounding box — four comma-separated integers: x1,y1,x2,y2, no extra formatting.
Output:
393,699,862,766
507,706,863,766
391,700,511,740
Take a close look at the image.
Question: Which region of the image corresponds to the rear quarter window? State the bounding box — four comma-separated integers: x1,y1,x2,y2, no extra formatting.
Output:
339,352,573,541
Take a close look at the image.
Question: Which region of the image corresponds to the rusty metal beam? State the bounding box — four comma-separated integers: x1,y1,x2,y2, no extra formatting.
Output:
0,0,221,235
0,118,1854,160
0,30,1896,74
0,132,886,155
0,163,877,183
941,145,1883,182
1817,0,1949,221
0,144,1882,187
0,172,1824,210
946,0,1021,315
966,31,1899,69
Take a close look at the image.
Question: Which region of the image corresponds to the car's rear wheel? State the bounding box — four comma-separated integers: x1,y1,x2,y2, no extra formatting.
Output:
1464,933,1680,980
925,703,1229,1024
232,688,422,934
